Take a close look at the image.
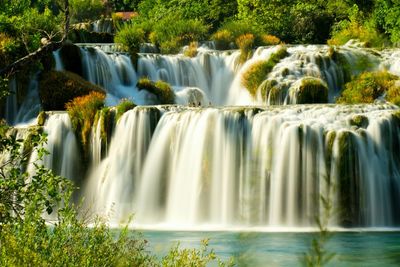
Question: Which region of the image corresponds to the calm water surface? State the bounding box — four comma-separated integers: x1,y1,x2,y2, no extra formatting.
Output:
141,231,400,266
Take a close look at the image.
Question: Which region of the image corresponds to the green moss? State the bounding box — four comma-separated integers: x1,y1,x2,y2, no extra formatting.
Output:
39,70,105,111
349,115,369,128
295,77,329,104
59,43,83,76
137,78,175,104
115,99,136,121
259,79,283,103
241,46,288,98
337,71,399,104
37,111,46,126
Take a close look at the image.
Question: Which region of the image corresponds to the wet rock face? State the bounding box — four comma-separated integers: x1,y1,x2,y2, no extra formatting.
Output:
59,43,83,77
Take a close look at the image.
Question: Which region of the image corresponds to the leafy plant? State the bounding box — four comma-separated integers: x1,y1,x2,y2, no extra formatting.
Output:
337,71,399,104
65,91,106,157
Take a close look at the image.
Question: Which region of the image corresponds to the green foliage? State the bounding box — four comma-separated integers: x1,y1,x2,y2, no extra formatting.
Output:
137,78,175,104
294,77,329,104
150,14,209,54
39,70,105,111
66,91,106,154
328,5,386,47
114,22,145,55
162,239,232,267
337,71,399,104
241,46,288,98
116,98,136,121
70,0,106,23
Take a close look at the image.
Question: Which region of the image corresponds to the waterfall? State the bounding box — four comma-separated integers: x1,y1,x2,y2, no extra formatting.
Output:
4,74,41,126
68,104,400,229
58,44,387,108
28,113,81,183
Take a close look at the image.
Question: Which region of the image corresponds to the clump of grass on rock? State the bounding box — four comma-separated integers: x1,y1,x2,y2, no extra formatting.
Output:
241,46,288,98
137,78,175,104
292,77,329,104
66,91,106,156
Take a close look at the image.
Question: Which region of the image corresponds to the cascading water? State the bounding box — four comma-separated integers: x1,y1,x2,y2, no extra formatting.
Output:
68,104,400,229
53,43,387,108
4,74,41,125
7,43,400,231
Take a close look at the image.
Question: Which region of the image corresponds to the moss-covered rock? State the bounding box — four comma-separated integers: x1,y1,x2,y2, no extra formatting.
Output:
137,78,175,104
291,77,328,104
241,46,288,98
115,99,136,121
59,43,83,76
349,115,369,128
337,71,400,104
39,70,105,111
37,111,46,126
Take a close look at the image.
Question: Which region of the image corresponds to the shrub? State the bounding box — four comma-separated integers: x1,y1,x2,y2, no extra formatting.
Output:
236,33,255,63
70,0,106,23
211,29,234,50
328,6,386,47
241,46,288,97
114,23,145,55
184,41,198,57
261,34,281,45
137,78,175,104
292,77,329,104
150,14,209,54
337,71,399,104
115,98,136,121
218,20,260,42
65,91,106,154
39,70,105,111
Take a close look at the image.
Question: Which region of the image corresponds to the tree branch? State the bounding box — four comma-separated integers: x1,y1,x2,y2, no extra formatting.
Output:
0,0,70,77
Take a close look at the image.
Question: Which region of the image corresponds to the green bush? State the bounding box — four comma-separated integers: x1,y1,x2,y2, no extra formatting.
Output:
137,78,175,104
39,70,105,111
337,71,399,104
65,91,106,153
328,5,386,47
293,77,329,104
241,46,288,97
150,14,209,54
114,23,145,55
70,0,106,23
